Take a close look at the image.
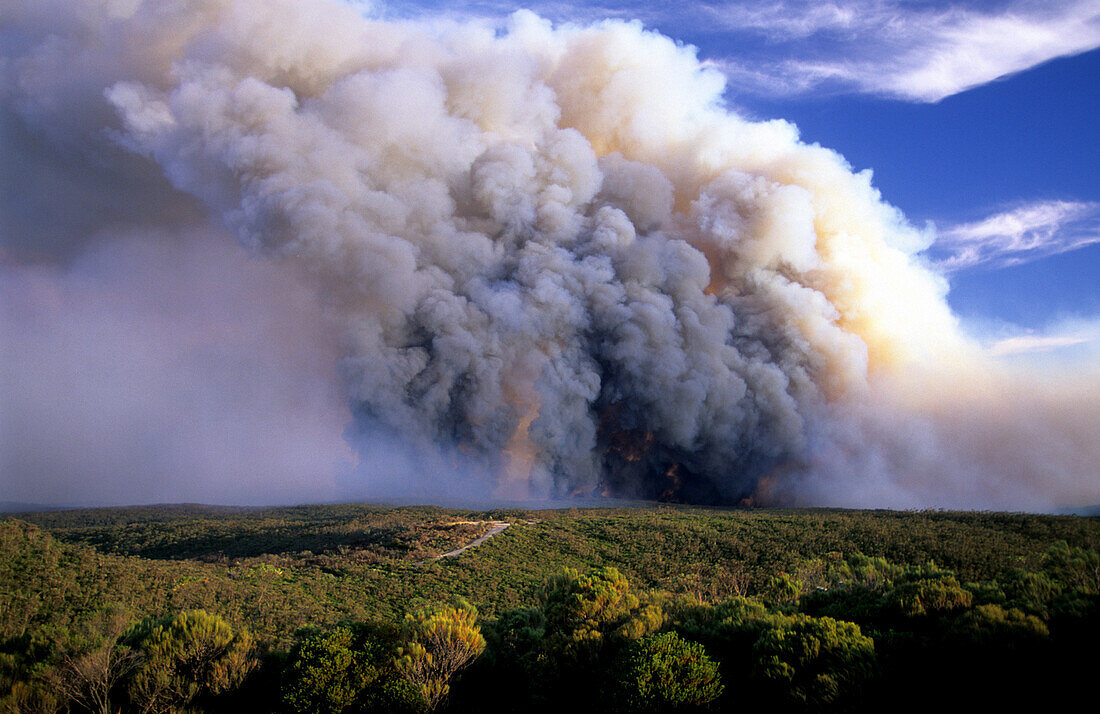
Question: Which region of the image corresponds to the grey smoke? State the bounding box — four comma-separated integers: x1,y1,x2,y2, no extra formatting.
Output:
0,229,353,506
1,0,1097,511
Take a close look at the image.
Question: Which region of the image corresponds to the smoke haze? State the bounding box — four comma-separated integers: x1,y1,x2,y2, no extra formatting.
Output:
2,0,1097,511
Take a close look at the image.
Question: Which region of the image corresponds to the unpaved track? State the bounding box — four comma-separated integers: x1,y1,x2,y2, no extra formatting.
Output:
429,521,511,561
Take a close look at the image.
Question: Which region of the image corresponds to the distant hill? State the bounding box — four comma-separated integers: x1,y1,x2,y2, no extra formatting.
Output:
0,500,69,513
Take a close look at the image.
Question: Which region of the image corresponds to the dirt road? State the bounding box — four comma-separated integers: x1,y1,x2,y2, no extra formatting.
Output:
430,521,511,560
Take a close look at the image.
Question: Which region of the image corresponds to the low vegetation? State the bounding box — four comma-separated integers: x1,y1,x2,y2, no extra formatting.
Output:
2,504,1097,712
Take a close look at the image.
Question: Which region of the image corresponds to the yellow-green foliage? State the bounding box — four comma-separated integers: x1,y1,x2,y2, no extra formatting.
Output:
542,567,639,636
396,598,486,711
540,566,666,662
614,598,666,642
125,609,255,713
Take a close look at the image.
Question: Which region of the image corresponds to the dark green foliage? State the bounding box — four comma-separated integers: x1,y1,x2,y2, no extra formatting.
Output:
1,504,1097,713
1043,540,1100,592
752,614,875,708
282,624,420,714
8,505,1097,642
611,632,723,712
994,568,1060,617
463,607,547,712
664,595,772,675
484,607,545,663
50,608,141,714
282,627,374,714
802,558,975,624
17,505,493,562
884,566,973,617
950,604,1049,648
665,594,875,711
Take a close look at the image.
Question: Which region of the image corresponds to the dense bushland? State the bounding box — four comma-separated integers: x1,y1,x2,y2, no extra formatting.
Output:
2,504,1097,712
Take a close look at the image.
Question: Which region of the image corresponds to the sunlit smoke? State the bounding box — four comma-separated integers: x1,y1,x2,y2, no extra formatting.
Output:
1,0,1097,511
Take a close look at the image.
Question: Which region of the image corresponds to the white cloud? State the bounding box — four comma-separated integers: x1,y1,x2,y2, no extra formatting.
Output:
704,1,1100,102
990,332,1095,357
982,317,1100,368
702,1,884,40
932,200,1100,271
859,4,1100,102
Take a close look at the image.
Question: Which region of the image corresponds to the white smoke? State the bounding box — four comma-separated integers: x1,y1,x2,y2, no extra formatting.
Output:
1,0,1097,510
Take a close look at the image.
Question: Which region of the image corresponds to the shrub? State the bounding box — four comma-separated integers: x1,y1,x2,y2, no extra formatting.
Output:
612,632,723,712
753,614,875,708
126,610,255,713
396,598,485,711
282,624,421,714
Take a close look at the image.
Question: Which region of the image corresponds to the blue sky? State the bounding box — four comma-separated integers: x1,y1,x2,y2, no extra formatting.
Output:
391,0,1100,358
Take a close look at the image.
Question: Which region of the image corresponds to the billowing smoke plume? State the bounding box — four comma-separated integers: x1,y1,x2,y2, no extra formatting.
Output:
2,0,1097,510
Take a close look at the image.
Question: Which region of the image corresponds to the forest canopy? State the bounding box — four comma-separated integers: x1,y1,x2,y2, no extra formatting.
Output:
1,504,1097,712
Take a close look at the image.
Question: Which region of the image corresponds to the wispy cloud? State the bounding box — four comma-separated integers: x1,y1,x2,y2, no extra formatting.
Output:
701,0,884,40
981,316,1100,365
931,200,1100,271
700,1,1100,102
989,331,1095,357
846,3,1100,102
